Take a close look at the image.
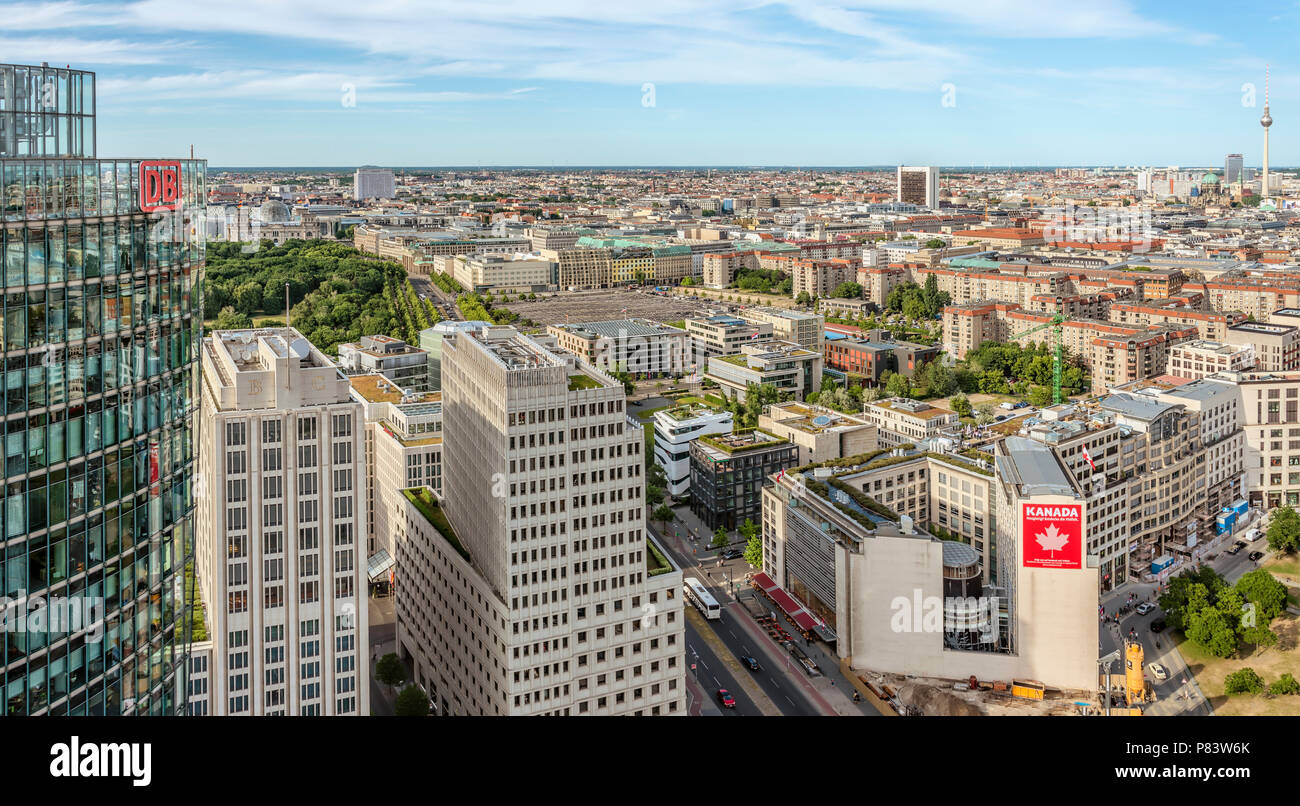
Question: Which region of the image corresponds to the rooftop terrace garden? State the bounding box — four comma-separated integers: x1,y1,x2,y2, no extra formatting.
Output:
403,488,470,563
568,373,603,391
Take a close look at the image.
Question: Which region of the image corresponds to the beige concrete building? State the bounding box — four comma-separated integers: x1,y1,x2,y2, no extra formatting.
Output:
1167,339,1255,380
758,402,878,465
864,398,959,447
705,340,823,402
684,313,773,365
196,328,369,716
790,258,859,298
540,246,613,289
1224,321,1300,372
1206,370,1300,510
396,325,686,715
449,253,556,293
739,306,825,352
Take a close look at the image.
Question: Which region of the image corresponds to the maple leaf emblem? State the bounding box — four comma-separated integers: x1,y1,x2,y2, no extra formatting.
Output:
1035,523,1069,555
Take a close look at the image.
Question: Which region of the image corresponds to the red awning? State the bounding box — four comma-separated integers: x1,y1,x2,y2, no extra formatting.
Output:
751,573,824,633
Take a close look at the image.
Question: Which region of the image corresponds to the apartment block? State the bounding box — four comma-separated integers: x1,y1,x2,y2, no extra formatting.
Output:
196,328,369,716
1166,339,1256,380
540,246,613,289
790,258,859,298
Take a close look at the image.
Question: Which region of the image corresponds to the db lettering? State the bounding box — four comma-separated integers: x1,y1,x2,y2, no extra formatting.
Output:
139,161,183,212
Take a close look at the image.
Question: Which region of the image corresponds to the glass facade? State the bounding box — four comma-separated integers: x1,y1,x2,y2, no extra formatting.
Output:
0,63,204,716
0,64,95,159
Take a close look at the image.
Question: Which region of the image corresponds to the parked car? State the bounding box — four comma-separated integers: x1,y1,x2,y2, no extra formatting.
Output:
1248,551,1264,562
741,655,761,672
1136,602,1155,616
1226,543,1244,556
1149,663,1168,681
717,689,736,708
1150,619,1166,633
721,548,744,560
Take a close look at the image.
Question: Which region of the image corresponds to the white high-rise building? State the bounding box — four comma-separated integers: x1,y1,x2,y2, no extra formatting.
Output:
395,325,686,715
354,166,395,201
896,165,939,208
195,328,369,716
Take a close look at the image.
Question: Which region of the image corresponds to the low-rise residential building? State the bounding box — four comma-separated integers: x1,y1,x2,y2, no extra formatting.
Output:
705,340,823,402
822,333,939,382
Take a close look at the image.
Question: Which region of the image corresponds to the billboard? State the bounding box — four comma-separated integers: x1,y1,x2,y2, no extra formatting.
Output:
1021,502,1083,569
139,160,183,212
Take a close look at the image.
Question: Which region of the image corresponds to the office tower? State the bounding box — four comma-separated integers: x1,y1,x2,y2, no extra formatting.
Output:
1261,66,1272,197
193,328,368,715
1225,153,1244,185
896,165,939,208
0,63,205,716
353,166,395,201
397,325,685,715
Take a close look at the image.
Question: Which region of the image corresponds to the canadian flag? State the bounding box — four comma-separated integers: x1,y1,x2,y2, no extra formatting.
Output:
1081,444,1096,471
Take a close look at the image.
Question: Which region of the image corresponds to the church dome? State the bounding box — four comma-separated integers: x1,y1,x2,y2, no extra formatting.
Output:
258,199,292,222
1201,172,1220,185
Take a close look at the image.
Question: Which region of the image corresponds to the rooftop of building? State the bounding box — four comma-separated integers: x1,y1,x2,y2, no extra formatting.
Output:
997,436,1077,497
868,397,956,419
695,428,788,456
1172,339,1253,356
403,488,470,564
551,318,686,339
348,373,440,405
763,402,871,433
1227,321,1297,335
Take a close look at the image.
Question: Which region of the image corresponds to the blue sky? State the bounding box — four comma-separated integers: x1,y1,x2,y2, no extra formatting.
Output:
5,0,1296,167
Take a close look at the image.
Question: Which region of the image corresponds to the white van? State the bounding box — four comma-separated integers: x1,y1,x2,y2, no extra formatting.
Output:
1245,528,1262,543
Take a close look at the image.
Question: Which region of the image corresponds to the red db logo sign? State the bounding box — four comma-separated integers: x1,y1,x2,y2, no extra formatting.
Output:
139,161,183,212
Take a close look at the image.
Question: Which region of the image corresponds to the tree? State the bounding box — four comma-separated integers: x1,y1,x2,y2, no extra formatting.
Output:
376,652,406,692
1270,673,1300,695
680,276,695,287
1028,385,1054,407
394,684,430,716
739,518,759,542
974,404,995,427
712,526,729,549
924,238,945,250
233,281,263,316
215,306,252,330
885,372,911,399
950,391,972,417
1185,606,1238,658
1267,506,1300,554
743,530,764,568
651,504,674,530
795,291,812,306
1235,569,1289,621
1223,668,1266,695
833,281,863,299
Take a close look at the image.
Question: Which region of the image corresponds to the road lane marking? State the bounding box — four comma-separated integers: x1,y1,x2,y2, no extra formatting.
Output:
684,605,782,716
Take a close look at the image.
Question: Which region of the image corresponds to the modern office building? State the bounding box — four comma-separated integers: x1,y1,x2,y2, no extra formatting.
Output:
337,335,430,392
1225,153,1244,185
684,314,772,366
396,325,686,715
353,166,395,201
739,307,824,352
1166,339,1255,380
896,166,939,208
0,62,205,716
689,429,797,532
757,402,877,466
547,319,690,377
865,398,960,447
651,405,734,497
705,341,823,402
418,320,492,391
195,328,369,716
1224,321,1300,372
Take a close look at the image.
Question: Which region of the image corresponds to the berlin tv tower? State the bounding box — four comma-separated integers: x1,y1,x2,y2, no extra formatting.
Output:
1261,65,1273,197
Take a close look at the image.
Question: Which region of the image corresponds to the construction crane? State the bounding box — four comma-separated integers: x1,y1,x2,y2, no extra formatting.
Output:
1016,314,1065,405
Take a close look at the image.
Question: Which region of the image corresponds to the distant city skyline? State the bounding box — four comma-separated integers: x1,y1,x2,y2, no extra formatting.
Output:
7,0,1296,166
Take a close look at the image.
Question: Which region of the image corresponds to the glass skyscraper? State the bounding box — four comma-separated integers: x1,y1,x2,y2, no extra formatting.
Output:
1,63,205,715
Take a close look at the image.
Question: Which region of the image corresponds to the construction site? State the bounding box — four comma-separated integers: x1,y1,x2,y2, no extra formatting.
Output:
844,640,1158,716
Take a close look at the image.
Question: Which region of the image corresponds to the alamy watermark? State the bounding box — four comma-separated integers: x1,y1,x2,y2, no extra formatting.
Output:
1040,201,1153,252
2,591,105,643
890,589,998,634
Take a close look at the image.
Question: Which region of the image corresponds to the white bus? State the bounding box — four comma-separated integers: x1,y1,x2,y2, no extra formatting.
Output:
684,577,721,620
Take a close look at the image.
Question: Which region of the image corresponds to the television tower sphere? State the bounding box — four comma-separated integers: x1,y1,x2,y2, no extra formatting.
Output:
1261,110,1273,128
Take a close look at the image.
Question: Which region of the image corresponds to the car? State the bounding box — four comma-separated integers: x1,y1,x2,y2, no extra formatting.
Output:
721,548,744,560
1235,540,1247,549
1149,663,1168,681
1226,544,1244,556
717,689,736,708
741,655,761,671
1248,551,1264,562
1136,602,1154,616
1150,619,1166,633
